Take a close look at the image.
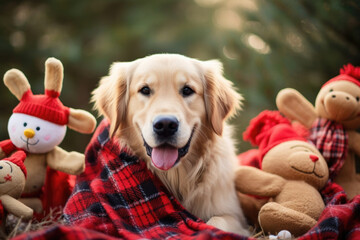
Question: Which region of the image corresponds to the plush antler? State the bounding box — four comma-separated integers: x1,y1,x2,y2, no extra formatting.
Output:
68,108,96,134
3,69,31,100
276,88,317,128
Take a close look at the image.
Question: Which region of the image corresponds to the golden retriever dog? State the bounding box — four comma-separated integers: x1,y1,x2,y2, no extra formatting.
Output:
92,53,249,235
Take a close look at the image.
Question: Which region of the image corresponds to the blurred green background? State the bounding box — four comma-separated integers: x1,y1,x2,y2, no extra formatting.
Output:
1,0,359,153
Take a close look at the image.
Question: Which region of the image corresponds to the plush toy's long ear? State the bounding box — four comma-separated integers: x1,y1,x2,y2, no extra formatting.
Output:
92,62,135,137
44,57,63,93
68,108,97,134
276,88,317,128
3,69,31,100
201,60,243,135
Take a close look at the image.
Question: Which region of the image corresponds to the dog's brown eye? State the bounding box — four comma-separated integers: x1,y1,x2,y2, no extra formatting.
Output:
139,86,151,96
181,86,194,97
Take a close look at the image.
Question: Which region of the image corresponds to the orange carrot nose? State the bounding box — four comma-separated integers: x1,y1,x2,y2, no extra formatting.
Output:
310,155,319,162
24,128,35,138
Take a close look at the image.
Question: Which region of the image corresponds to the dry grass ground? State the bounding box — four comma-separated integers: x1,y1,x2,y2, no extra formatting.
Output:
3,210,294,240
4,208,64,239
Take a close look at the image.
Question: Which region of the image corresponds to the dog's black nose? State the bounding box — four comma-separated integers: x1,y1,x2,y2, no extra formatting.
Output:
153,115,179,137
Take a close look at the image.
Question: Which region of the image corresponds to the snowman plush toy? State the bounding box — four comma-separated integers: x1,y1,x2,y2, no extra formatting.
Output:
0,57,96,217
8,100,68,155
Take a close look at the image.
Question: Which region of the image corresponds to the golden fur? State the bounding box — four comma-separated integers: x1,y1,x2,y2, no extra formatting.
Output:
92,54,249,235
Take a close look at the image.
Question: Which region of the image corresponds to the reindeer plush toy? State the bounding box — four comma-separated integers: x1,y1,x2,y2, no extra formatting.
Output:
276,64,360,199
0,58,96,216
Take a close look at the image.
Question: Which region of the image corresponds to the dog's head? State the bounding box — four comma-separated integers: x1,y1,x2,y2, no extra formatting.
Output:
92,54,242,171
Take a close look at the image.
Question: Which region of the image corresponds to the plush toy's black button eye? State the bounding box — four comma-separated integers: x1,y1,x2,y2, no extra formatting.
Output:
36,127,41,131
356,96,359,102
329,89,333,92
23,122,27,127
0,166,3,169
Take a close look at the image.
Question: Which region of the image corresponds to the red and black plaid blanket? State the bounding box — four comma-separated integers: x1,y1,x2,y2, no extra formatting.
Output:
299,183,360,239
13,119,360,239
13,119,247,240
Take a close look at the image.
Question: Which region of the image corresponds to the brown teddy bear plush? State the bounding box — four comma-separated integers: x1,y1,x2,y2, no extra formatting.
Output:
276,64,360,199
0,150,33,238
0,58,96,216
235,110,329,237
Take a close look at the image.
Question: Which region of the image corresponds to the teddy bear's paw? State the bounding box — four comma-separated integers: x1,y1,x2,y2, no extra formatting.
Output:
269,230,292,240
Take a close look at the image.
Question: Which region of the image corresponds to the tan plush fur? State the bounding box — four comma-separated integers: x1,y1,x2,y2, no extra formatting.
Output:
3,70,30,101
1,58,97,213
0,155,33,237
277,81,360,199
44,58,63,93
235,140,329,237
92,53,249,235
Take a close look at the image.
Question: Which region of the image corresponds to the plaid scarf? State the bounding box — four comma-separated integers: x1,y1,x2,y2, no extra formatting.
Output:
309,118,348,181
14,119,247,240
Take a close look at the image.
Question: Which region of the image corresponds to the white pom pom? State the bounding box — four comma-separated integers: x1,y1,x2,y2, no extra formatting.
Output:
277,230,292,239
267,230,292,239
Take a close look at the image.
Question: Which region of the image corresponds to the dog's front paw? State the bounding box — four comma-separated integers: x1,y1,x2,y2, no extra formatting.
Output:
207,215,250,236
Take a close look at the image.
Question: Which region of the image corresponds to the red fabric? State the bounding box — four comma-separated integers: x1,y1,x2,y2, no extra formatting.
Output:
23,167,75,221
4,150,27,178
39,167,76,218
299,183,360,240
13,89,70,125
243,110,306,161
0,200,3,226
0,139,19,156
12,224,247,240
238,149,261,169
322,63,360,88
309,118,348,181
14,119,249,240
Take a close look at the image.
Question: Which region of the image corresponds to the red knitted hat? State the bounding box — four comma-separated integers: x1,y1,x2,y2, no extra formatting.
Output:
243,110,306,161
13,89,70,125
3,150,27,178
322,64,360,88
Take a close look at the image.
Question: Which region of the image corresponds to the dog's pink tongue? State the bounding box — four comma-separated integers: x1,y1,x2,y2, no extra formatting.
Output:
151,145,178,170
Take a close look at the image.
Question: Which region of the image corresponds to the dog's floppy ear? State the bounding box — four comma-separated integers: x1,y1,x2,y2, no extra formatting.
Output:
92,62,134,137
202,60,243,136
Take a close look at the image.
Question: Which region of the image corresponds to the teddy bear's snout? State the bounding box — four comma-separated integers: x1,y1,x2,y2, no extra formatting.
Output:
24,128,35,139
323,91,358,121
330,94,351,101
326,91,356,104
